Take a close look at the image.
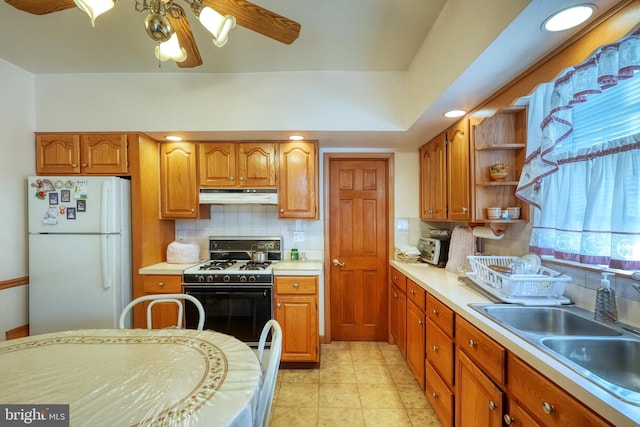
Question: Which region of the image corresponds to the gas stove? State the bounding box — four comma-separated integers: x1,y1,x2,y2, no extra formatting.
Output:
182,237,282,285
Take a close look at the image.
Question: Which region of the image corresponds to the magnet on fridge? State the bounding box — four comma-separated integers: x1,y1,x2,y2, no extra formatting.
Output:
43,206,58,225
48,192,58,205
59,206,65,215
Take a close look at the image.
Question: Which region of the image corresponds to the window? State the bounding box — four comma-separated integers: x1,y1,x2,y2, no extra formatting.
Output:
517,27,640,270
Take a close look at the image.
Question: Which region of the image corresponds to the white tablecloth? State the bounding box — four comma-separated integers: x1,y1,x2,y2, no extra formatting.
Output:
0,329,261,426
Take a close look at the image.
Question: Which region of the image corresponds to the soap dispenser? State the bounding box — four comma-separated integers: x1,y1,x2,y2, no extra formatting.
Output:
594,272,617,323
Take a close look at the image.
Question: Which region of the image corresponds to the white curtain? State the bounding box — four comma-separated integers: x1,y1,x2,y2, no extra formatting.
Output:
517,26,640,270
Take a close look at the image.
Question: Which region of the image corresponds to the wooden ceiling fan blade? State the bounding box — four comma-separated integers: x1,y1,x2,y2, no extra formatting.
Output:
202,0,301,45
167,12,203,69
5,0,76,15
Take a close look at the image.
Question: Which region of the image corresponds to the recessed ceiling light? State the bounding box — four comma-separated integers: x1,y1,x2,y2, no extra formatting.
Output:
542,4,596,32
444,110,466,118
166,135,183,141
288,135,304,141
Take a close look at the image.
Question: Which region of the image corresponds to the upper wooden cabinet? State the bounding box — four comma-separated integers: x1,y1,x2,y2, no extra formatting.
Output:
36,133,128,175
446,120,471,221
199,142,277,187
470,108,528,224
419,133,447,220
159,142,200,219
278,141,318,219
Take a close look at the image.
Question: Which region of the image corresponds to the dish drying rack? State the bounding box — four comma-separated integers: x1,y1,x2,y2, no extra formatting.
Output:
466,256,571,305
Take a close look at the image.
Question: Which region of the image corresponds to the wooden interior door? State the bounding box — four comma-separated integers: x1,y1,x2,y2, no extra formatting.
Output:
328,158,389,341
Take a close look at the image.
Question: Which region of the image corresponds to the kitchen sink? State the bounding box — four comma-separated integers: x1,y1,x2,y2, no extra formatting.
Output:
480,305,622,336
469,303,640,405
541,337,640,403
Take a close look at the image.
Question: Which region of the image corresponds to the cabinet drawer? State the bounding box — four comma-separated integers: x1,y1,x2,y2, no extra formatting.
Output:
390,267,407,293
275,276,318,294
427,294,454,337
407,279,426,311
426,319,454,386
455,316,505,385
426,361,454,427
142,275,182,293
508,354,612,427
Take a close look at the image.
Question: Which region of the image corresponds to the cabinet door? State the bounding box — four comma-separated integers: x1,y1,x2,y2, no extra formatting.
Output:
275,294,319,362
420,136,447,220
160,142,199,218
80,134,128,175
456,349,503,427
199,142,236,187
389,283,407,358
278,141,318,219
36,134,81,175
446,120,470,221
238,142,277,187
406,300,426,388
138,275,183,329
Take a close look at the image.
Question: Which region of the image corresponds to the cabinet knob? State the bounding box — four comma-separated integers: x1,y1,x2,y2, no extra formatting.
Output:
158,282,165,287
468,339,477,348
190,208,195,212
488,400,498,411
431,392,438,399
293,283,299,288
393,275,398,280
280,208,285,213
542,402,555,415
432,309,439,316
418,320,424,326
230,176,235,180
82,163,88,167
462,207,468,212
432,345,439,352
277,303,281,308
504,415,514,425
71,163,78,168
239,176,244,181
393,292,398,298
410,289,415,295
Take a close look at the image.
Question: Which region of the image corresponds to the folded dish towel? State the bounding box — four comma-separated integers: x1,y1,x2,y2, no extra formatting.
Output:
445,226,476,273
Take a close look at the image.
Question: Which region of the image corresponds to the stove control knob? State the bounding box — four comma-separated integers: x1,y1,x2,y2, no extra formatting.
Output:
240,275,247,283
223,275,231,283
249,275,256,282
197,275,205,283
206,275,214,283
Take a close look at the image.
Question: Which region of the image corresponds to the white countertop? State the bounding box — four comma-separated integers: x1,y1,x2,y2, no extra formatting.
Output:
139,262,199,275
272,260,323,275
390,260,640,426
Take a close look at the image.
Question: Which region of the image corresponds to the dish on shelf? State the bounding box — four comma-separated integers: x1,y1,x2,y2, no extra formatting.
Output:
490,171,509,181
486,207,502,219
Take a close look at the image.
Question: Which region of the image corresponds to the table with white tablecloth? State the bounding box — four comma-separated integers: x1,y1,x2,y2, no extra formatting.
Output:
0,328,261,426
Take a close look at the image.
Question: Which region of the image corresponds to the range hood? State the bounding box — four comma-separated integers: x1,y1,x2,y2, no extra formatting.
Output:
199,188,278,205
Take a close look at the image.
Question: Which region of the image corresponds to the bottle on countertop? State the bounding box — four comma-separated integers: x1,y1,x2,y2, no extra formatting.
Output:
594,272,617,323
290,248,299,260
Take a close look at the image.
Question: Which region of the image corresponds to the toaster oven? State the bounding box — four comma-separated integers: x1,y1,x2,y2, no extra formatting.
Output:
418,237,450,267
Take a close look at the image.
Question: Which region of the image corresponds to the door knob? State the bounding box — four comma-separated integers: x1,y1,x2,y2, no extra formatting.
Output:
332,258,345,267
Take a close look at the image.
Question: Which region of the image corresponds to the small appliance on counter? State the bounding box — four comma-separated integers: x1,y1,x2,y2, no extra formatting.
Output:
417,235,451,267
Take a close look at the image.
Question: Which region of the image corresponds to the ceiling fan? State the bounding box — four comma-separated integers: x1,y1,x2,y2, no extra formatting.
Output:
4,0,301,68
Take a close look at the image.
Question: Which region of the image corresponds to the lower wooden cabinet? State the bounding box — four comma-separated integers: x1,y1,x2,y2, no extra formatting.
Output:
456,348,504,427
426,361,454,427
406,298,426,388
137,275,182,329
389,282,407,358
274,275,319,362
507,354,612,427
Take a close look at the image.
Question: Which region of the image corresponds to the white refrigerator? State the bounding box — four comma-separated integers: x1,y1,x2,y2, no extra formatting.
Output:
27,176,132,334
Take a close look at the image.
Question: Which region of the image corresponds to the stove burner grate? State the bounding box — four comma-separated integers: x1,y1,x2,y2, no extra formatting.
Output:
199,260,238,271
239,262,272,271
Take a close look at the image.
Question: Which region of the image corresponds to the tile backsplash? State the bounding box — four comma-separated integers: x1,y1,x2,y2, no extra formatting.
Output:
175,205,325,260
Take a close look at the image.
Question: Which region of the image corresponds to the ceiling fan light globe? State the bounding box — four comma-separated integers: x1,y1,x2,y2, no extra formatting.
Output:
74,0,115,26
198,7,236,45
155,33,188,63
145,14,174,42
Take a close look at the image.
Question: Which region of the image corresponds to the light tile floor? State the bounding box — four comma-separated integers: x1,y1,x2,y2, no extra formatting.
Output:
269,341,443,427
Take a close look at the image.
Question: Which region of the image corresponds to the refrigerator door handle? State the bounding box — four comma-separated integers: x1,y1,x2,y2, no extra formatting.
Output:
101,235,113,289
101,180,112,234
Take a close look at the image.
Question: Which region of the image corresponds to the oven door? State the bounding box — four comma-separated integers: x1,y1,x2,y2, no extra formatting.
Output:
183,285,272,347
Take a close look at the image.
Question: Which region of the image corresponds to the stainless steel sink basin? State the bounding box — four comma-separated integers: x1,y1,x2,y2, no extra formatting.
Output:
480,305,622,336
541,337,640,403
469,303,640,404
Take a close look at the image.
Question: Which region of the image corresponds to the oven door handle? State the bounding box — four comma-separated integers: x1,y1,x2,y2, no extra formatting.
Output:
185,290,270,297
